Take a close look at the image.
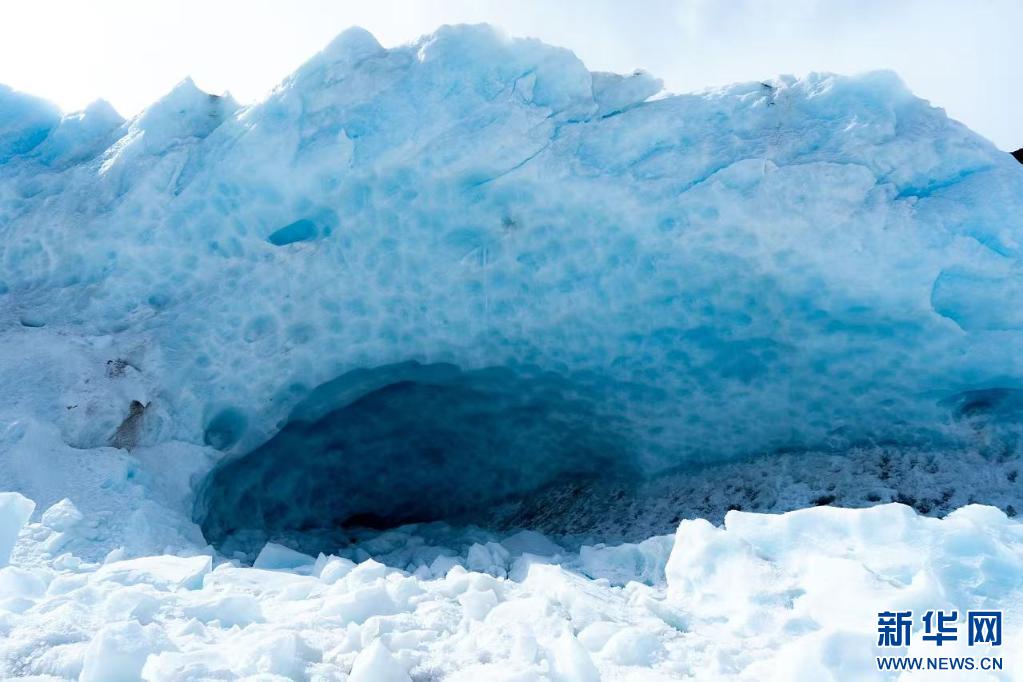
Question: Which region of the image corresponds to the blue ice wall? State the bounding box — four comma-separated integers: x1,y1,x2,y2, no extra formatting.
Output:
2,25,1022,474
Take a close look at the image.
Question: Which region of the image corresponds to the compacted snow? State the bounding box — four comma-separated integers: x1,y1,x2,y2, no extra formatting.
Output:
1,23,1022,680
2,494,1022,680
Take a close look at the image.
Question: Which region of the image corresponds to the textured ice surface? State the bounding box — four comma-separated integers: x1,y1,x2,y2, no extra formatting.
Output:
2,495,1022,680
3,24,1022,470
2,22,1023,678
4,24,1023,545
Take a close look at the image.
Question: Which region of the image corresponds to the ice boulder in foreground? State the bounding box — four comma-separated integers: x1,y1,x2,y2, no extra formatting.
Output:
0,496,1020,679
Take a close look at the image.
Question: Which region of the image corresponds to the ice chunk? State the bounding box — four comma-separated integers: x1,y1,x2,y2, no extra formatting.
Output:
202,562,319,599
466,541,510,576
0,565,48,613
458,587,500,620
80,621,173,682
92,554,212,590
182,593,263,627
600,627,663,666
576,621,621,652
0,492,34,567
344,558,391,586
141,650,233,681
0,565,47,599
548,632,600,682
429,554,463,578
232,631,319,678
578,535,673,586
321,583,399,624
317,555,357,584
508,553,557,582
41,498,84,532
253,542,315,570
101,585,162,624
500,530,564,558
349,640,411,682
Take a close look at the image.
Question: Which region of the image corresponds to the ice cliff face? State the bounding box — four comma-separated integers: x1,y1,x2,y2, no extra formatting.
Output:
1,25,1023,680
1,25,1022,542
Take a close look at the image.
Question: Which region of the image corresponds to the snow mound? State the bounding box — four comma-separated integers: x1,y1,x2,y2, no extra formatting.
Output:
1,495,1021,679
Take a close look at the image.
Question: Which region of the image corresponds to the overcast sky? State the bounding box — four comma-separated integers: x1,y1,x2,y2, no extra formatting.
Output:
1,0,1019,149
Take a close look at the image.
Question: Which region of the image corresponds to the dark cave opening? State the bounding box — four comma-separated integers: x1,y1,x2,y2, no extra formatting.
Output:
194,362,637,554
193,364,1023,558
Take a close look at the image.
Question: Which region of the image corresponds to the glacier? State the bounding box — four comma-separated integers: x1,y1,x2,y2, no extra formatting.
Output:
1,23,1022,680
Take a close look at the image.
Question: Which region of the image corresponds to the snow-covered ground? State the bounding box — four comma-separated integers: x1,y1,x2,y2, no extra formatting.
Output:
2,22,1022,680
3,491,1022,680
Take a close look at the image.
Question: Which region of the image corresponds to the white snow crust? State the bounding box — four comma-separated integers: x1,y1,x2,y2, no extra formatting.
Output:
2,496,1022,680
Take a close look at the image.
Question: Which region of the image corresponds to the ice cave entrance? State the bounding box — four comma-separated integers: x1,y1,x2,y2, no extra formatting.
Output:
195,362,635,554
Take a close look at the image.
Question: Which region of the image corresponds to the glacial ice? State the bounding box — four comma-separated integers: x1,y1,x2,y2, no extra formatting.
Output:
1,22,1022,680
5,22,1023,546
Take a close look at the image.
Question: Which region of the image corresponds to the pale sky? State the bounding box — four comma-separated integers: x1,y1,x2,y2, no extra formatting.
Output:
1,0,1019,149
